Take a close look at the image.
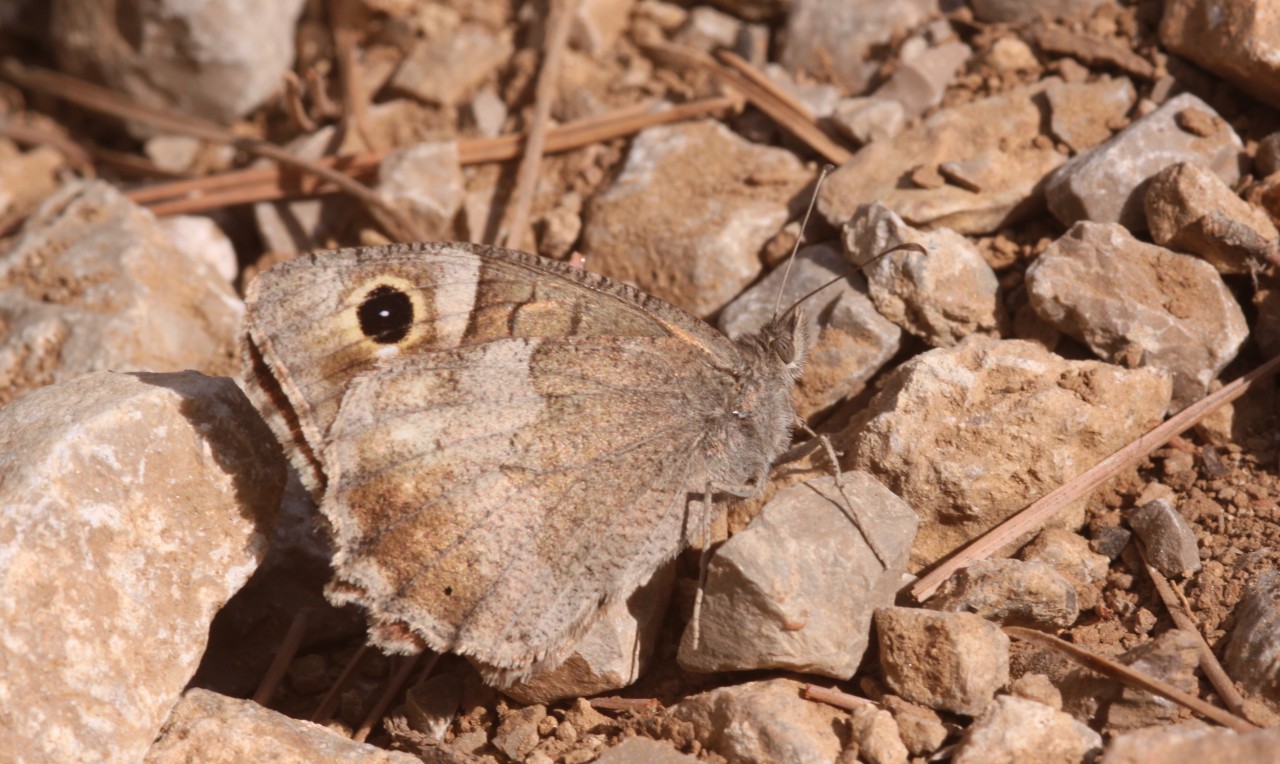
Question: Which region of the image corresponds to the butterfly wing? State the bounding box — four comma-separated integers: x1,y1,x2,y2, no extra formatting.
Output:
323,334,732,681
242,242,752,680
242,242,740,497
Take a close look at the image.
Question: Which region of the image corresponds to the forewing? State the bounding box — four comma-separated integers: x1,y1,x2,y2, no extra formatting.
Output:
242,242,736,496
322,334,730,680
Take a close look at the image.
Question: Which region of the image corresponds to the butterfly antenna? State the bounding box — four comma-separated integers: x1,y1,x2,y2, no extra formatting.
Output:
773,163,836,319
778,241,928,319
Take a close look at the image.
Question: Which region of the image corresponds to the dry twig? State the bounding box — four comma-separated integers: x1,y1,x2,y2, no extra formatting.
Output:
1006,626,1257,733
498,0,580,251
1133,541,1250,718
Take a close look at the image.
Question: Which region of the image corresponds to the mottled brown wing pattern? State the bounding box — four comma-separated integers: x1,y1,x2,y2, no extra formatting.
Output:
242,242,738,497
241,242,757,681
323,335,733,679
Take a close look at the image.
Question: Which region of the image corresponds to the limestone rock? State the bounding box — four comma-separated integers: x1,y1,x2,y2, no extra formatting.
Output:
678,473,918,678
675,678,849,763
1019,529,1110,611
1045,93,1244,231
581,120,809,316
1102,724,1280,764
953,695,1102,764
970,0,1106,23
1160,0,1280,110
390,24,513,106
0,371,285,761
842,203,1004,346
882,696,949,756
819,85,1067,234
928,558,1080,630
1224,572,1280,708
146,689,417,763
876,608,1010,716
781,0,936,94
850,705,910,764
595,737,700,763
159,215,239,284
377,141,465,238
719,243,901,417
0,181,242,407
843,336,1172,570
50,0,306,123
1126,499,1202,578
1025,222,1248,408
1044,77,1137,153
1144,162,1278,274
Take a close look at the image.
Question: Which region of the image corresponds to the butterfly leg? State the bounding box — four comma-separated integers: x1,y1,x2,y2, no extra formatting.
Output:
796,420,891,570
686,478,758,650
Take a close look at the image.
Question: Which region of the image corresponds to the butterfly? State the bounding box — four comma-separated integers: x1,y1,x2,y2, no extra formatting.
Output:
241,241,808,684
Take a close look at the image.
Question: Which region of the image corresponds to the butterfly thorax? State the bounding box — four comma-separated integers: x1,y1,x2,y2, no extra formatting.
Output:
701,310,809,493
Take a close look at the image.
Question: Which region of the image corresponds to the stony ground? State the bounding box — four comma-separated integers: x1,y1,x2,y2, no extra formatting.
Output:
0,1,1278,763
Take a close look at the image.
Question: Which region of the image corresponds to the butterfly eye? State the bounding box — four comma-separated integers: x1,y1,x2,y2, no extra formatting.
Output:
770,334,796,364
357,285,414,344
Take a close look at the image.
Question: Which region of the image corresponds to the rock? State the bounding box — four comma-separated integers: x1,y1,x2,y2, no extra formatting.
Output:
1044,93,1244,231
1091,525,1133,561
1025,222,1248,409
875,41,972,119
1062,629,1202,730
842,336,1172,571
469,88,507,138
674,6,743,53
1257,131,1280,177
1160,0,1280,110
581,120,810,316
678,473,917,678
1102,724,1280,764
875,608,1010,716
493,704,548,761
1108,629,1204,730
390,24,513,106
0,371,285,761
253,128,336,255
781,0,936,94
881,696,949,756
1126,499,1202,578
377,141,465,237
595,737,700,763
1010,673,1064,710
819,85,1067,235
674,678,849,763
0,181,242,407
1044,77,1137,153
850,705,910,764
49,0,306,124
502,562,675,704
953,695,1102,764
145,689,417,763
830,98,907,146
1224,572,1280,706
970,0,1106,23
762,64,842,118
929,558,1080,630
144,134,201,174
842,203,1004,346
1144,162,1278,274
718,243,902,417
1031,23,1156,80
1019,529,1110,611
983,37,1040,72
159,214,239,284
570,0,635,54
0,143,65,219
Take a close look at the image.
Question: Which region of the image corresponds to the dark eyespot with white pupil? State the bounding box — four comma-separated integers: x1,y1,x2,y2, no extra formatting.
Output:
357,284,413,344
